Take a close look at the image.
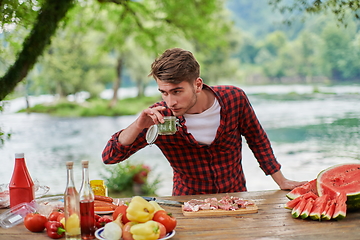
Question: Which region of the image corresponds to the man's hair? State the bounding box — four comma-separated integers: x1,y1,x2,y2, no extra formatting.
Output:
148,48,200,84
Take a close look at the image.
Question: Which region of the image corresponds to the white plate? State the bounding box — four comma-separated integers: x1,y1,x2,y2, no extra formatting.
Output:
95,210,114,215
95,227,175,240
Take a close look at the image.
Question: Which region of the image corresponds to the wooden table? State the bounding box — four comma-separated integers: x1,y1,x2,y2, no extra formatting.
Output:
1,190,360,239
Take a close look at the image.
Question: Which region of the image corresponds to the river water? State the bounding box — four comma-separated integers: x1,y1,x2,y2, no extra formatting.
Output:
1,84,359,196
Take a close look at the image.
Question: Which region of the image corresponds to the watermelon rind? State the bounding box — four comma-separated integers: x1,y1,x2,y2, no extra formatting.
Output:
317,163,360,211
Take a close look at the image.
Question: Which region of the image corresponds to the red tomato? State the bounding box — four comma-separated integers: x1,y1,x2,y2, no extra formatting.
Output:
113,204,130,224
24,213,48,232
157,221,167,239
56,213,65,222
48,210,63,222
122,222,136,240
153,210,177,233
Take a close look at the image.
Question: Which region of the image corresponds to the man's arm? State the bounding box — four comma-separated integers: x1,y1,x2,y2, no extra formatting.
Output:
271,170,308,190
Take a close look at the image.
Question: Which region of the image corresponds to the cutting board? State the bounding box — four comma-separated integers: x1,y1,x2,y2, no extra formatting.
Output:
182,203,258,217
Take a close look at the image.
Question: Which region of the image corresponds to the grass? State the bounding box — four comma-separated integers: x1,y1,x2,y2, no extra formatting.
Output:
18,95,162,117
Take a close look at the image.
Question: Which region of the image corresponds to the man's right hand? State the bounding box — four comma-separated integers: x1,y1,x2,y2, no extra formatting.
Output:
118,106,166,145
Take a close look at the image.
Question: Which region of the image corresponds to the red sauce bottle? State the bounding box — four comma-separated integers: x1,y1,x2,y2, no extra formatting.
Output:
9,153,35,208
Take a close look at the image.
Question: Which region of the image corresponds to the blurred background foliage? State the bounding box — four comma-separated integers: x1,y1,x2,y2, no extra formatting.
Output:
1,0,360,103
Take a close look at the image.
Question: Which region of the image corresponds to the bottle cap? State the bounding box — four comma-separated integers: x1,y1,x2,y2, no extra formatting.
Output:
81,160,89,168
66,161,74,169
15,153,24,159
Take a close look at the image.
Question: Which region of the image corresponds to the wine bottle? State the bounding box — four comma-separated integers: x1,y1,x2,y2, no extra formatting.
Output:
79,160,95,239
64,161,81,240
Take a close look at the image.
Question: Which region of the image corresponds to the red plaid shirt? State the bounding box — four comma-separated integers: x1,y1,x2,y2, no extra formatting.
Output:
102,85,281,196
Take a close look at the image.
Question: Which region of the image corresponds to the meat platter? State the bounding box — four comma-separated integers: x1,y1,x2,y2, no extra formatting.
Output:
181,195,258,217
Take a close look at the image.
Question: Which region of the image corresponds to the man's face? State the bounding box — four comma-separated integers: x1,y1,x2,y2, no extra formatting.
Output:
157,79,200,116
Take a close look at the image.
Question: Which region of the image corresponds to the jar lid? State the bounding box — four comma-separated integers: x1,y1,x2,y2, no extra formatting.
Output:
146,125,159,144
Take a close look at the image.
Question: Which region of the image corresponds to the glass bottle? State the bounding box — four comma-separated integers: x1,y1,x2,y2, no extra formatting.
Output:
64,161,81,240
79,160,95,239
9,153,35,208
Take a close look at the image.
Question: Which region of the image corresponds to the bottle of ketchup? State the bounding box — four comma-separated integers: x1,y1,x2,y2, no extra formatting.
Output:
9,153,35,208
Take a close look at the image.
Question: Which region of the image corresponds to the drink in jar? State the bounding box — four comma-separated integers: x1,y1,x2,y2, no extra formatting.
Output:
158,116,177,135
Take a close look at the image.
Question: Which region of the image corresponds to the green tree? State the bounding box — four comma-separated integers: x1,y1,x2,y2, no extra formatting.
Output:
320,21,357,80
0,0,75,101
0,0,233,103
268,0,360,25
90,0,233,107
255,31,288,78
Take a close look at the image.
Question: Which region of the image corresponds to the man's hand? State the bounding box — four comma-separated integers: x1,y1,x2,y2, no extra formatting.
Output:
118,106,166,146
271,170,308,190
138,106,167,128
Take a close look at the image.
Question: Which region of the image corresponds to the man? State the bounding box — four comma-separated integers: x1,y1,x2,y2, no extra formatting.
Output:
102,48,306,196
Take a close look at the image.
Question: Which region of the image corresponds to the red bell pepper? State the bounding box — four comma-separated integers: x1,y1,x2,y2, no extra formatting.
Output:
45,221,66,239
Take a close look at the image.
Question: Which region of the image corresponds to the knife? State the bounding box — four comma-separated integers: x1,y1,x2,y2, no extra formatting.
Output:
141,196,184,207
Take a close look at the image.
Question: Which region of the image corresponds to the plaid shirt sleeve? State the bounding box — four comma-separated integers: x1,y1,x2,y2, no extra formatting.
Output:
229,86,281,175
101,101,169,165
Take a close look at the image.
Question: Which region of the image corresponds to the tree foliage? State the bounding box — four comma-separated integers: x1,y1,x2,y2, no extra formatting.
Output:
0,0,233,102
268,0,360,25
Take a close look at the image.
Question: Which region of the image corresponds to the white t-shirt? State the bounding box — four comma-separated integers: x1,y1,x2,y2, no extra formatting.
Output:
184,98,221,145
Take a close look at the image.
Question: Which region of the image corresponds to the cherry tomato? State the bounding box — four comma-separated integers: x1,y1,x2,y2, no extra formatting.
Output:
24,213,48,232
48,210,63,222
153,210,177,233
122,222,136,240
98,215,112,227
113,204,130,224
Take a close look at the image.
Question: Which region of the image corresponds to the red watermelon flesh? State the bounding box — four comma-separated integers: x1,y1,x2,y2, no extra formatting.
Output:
300,198,315,219
285,191,318,210
309,194,329,220
286,179,318,200
333,192,347,220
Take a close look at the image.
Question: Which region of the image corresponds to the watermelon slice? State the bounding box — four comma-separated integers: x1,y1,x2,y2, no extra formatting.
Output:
320,199,332,219
309,194,329,220
322,199,336,221
292,197,307,218
300,198,314,219
317,163,360,211
285,192,318,210
333,192,347,220
286,179,318,200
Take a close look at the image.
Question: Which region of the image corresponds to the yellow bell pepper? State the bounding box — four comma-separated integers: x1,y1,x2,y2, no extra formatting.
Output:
130,220,160,240
126,196,155,223
149,200,164,213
